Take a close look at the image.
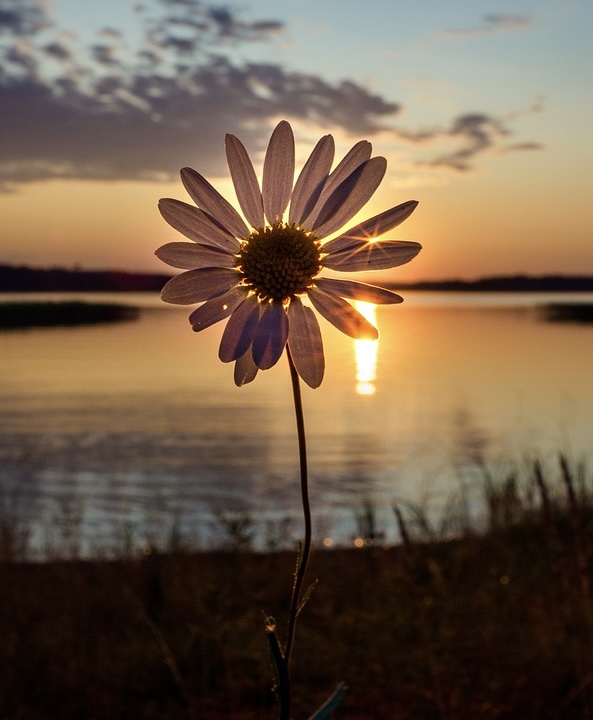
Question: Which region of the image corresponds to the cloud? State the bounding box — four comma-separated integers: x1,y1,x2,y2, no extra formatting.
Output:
0,0,401,189
0,59,402,190
0,0,50,35
205,6,283,41
42,40,71,61
501,141,545,153
91,43,121,66
429,113,510,171
145,0,283,53
0,0,541,190
442,14,532,38
401,112,543,171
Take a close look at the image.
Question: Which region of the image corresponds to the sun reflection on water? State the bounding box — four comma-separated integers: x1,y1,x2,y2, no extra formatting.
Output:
353,301,378,395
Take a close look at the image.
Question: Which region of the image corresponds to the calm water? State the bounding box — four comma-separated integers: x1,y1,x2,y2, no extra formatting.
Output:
1,292,592,556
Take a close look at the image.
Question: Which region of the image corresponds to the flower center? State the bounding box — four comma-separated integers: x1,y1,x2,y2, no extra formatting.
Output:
237,223,321,302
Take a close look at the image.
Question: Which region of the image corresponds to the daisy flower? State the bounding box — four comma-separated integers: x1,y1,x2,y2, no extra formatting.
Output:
156,120,421,388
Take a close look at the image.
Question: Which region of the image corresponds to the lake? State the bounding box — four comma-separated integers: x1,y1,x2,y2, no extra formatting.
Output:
1,291,592,557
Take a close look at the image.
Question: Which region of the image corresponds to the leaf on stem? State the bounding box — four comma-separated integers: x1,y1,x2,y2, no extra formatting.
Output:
297,579,319,616
307,683,348,720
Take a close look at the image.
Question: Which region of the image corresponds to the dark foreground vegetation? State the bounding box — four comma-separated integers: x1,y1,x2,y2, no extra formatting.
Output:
2,457,593,719
543,302,593,324
0,301,139,328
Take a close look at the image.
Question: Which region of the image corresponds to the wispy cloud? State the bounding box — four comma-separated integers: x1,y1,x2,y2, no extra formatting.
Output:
0,0,540,190
441,14,532,38
397,109,544,171
501,141,545,153
395,113,507,171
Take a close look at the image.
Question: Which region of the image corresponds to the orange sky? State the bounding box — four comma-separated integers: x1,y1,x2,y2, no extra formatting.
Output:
1,0,592,282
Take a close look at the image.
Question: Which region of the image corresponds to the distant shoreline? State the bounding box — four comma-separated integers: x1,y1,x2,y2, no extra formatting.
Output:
0,264,170,293
391,276,593,292
2,263,593,294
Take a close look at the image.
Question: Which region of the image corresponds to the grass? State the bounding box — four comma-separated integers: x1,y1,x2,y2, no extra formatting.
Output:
2,454,593,719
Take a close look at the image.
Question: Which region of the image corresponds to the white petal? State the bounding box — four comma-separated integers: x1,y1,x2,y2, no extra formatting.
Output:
225,134,265,228
287,298,324,388
307,286,378,340
322,200,419,253
188,286,247,331
300,140,372,230
180,167,250,239
160,268,239,305
288,134,335,226
314,278,403,304
218,295,261,362
312,157,387,239
252,301,289,370
158,198,240,252
262,121,294,224
155,242,235,270
322,240,422,272
234,348,259,386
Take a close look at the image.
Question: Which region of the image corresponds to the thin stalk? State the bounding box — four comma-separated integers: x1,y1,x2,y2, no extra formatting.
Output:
278,346,313,720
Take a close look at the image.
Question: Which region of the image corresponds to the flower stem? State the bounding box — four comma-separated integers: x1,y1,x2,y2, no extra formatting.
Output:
278,346,313,720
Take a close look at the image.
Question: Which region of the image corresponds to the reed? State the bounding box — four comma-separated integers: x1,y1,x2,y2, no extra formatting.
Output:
1,453,593,718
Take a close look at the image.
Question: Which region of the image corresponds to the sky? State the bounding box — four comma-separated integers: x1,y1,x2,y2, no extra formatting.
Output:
0,0,592,282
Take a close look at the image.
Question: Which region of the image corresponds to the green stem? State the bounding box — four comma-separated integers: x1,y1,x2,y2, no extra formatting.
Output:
278,346,313,720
